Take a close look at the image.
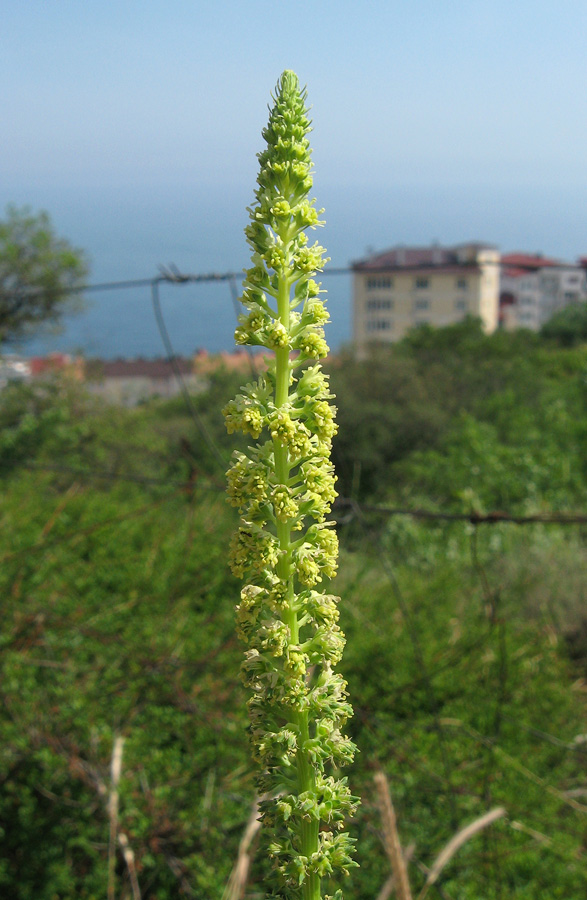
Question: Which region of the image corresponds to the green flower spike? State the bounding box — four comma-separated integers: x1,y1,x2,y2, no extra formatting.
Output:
224,71,358,900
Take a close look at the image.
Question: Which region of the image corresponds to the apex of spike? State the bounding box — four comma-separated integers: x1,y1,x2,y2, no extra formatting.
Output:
279,69,299,92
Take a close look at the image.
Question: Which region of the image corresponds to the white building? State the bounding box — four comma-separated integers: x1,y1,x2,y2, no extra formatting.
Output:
0,356,31,390
500,254,586,331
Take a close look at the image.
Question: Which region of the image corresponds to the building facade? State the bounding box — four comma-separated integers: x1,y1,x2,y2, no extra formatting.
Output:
500,253,586,331
85,357,205,406
352,242,500,356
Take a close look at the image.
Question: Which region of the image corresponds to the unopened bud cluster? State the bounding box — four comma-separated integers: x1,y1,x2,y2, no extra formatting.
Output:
224,71,358,900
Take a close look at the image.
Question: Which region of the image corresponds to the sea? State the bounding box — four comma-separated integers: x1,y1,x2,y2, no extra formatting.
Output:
2,181,587,359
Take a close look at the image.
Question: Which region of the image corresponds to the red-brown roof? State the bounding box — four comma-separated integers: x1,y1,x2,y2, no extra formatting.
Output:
30,354,74,376
352,244,492,273
100,358,193,378
501,253,560,277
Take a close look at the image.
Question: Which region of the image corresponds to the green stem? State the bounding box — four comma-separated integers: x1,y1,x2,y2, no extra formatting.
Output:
273,264,321,900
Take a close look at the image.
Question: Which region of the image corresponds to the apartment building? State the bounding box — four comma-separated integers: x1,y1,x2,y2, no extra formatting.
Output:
500,253,586,331
352,242,500,355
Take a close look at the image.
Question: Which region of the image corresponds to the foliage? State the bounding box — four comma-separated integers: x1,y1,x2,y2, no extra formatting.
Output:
0,205,88,345
541,300,587,346
328,318,587,503
336,540,587,899
0,459,247,898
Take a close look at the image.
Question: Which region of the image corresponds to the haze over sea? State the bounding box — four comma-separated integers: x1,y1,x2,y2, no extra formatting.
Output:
3,180,587,360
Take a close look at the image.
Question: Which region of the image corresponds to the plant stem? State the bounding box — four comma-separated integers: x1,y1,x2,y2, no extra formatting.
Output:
274,264,321,900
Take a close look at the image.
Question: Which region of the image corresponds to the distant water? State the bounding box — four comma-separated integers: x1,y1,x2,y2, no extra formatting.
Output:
2,181,586,359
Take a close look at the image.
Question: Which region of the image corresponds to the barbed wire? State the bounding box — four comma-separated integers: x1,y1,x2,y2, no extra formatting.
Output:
334,498,587,526
150,277,227,471
0,493,178,565
0,264,351,303
1,456,585,527
6,454,586,755
5,253,587,303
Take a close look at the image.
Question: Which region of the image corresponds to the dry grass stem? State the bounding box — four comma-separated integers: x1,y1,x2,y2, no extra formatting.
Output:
41,481,80,537
510,819,552,846
376,873,396,900
201,767,216,833
107,734,125,900
118,831,141,900
376,843,416,900
374,771,414,900
222,796,262,900
415,807,506,900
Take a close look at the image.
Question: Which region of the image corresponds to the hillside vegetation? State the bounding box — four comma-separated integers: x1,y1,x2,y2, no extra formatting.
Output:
1,319,586,899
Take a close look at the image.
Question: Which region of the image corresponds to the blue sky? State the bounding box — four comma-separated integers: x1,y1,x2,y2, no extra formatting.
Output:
4,0,587,191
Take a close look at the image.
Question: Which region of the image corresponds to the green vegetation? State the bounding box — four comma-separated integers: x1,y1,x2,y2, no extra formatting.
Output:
541,300,587,347
1,318,586,899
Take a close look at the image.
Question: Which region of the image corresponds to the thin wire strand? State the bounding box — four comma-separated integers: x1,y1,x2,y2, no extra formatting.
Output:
5,255,587,301
335,499,587,526
228,274,258,378
0,493,177,564
150,278,227,472
2,453,585,525
346,497,461,830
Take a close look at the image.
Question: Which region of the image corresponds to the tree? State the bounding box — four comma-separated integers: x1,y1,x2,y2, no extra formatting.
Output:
541,300,587,346
0,205,88,346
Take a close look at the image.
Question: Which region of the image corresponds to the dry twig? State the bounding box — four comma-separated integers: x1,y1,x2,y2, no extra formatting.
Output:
415,807,506,900
118,832,141,900
222,796,262,900
107,735,125,900
374,771,413,900
376,843,416,900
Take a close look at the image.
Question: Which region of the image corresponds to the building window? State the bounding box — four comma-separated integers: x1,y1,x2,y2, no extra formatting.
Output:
366,319,393,332
454,298,467,311
456,278,468,290
366,297,394,311
414,298,430,310
415,277,429,289
367,276,393,290
520,295,535,306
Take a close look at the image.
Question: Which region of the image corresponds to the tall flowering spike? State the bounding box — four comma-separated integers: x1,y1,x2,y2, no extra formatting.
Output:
224,71,358,900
